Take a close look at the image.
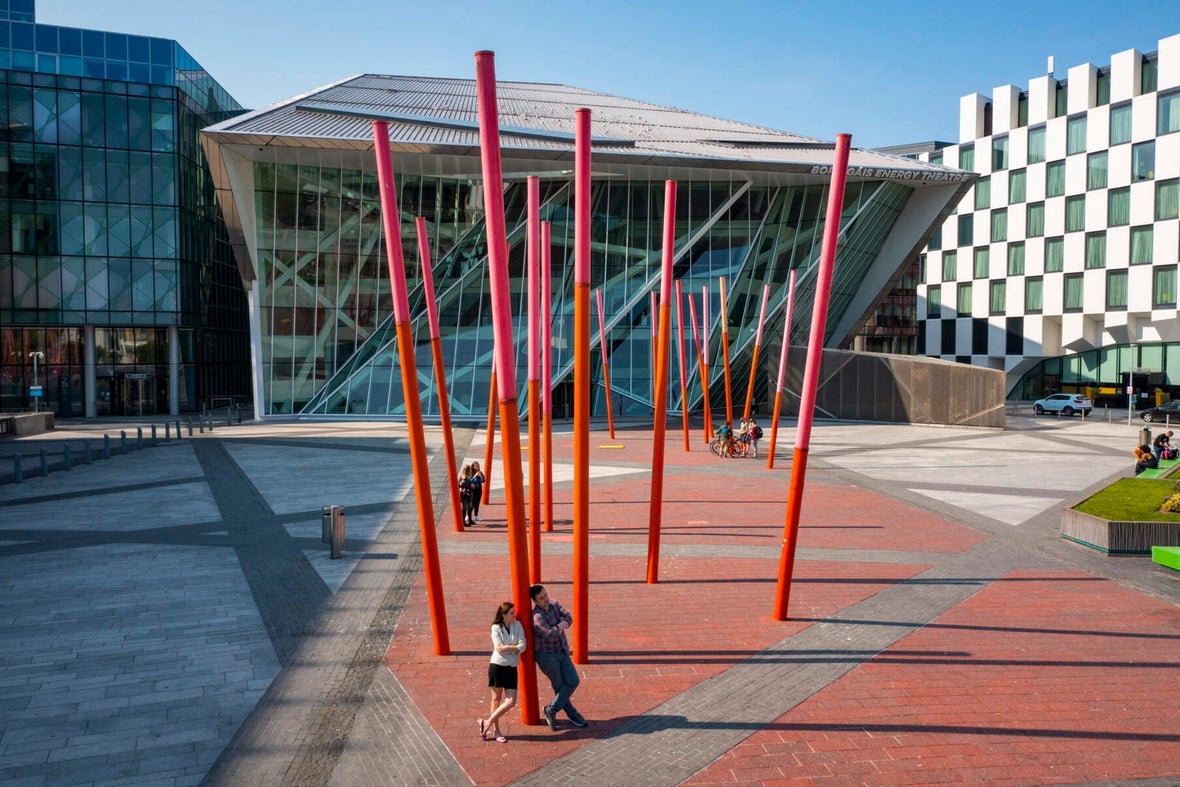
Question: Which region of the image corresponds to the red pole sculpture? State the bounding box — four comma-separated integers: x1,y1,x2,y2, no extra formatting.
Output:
675,279,690,452
774,133,852,621
371,120,449,655
527,176,541,583
542,221,555,533
742,284,771,421
595,288,616,439
689,291,712,442
646,180,677,583
483,369,496,505
572,107,591,664
718,276,733,427
766,270,797,470
416,217,463,532
702,287,715,438
474,50,539,721
650,289,658,411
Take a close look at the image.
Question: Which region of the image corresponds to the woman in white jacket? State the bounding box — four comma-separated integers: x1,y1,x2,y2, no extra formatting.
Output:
480,601,527,742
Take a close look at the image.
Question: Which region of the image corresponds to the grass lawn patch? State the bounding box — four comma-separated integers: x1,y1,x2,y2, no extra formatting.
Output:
1075,478,1180,522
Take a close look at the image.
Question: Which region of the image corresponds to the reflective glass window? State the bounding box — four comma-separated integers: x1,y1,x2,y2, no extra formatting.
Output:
1132,142,1155,181
1160,91,1180,135
1157,179,1179,220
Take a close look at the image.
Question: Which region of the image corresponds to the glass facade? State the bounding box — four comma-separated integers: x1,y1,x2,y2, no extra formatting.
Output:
0,3,248,415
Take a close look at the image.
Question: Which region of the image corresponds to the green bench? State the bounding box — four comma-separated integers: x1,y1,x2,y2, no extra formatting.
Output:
1137,458,1178,479
1152,545,1180,572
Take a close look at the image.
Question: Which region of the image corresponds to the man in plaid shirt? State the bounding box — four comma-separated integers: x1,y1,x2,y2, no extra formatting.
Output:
529,584,588,730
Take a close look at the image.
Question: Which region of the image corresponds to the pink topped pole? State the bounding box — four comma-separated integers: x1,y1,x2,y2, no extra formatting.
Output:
371,120,449,655
766,270,797,470
416,217,463,533
474,50,539,722
702,286,715,437
645,180,676,583
774,133,852,621
675,279,690,452
526,176,541,583
541,221,555,532
688,290,712,441
650,289,658,411
595,288,616,438
742,283,772,421
572,107,592,664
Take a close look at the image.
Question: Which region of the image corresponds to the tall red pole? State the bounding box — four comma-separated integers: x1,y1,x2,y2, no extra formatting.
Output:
542,221,555,533
595,288,616,438
774,134,852,621
416,217,463,532
474,50,538,721
527,176,541,583
689,292,712,442
718,276,733,427
572,107,591,664
766,270,797,470
702,288,715,438
645,180,676,583
675,279,690,452
483,370,496,505
371,120,449,655
650,289,658,411
742,284,771,421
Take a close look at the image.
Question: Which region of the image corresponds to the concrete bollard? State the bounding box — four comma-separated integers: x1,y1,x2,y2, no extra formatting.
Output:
120,431,127,454
84,439,92,464
13,453,22,483
329,505,346,559
103,434,111,460
164,422,170,441
186,418,192,437
177,419,183,438
322,506,332,544
62,443,71,470
151,424,157,445
40,448,48,477
198,417,204,434
136,427,143,450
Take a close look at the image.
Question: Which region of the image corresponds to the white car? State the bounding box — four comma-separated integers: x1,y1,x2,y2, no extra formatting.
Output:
1033,393,1093,416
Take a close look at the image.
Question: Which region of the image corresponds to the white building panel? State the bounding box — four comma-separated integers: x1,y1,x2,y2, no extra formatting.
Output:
1110,49,1143,102
1029,76,1056,124
1044,195,1066,236
1130,181,1157,225
956,317,974,355
1159,221,1179,264
1044,274,1065,315
1108,144,1132,188
1064,154,1088,193
1044,116,1068,160
1157,133,1180,180
1068,64,1098,114
1107,225,1131,268
1158,33,1180,91
988,318,1007,356
1132,93,1158,142
1064,233,1086,272
1027,236,1046,275
1083,269,1107,312
1128,266,1155,311
1010,126,1029,167
961,93,988,143
1086,190,1108,229
1028,161,1047,200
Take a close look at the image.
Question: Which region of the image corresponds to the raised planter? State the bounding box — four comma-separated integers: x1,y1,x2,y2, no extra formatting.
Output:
1061,507,1180,554
2,412,54,437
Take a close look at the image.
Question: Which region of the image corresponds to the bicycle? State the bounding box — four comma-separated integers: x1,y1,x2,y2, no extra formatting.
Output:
709,435,756,458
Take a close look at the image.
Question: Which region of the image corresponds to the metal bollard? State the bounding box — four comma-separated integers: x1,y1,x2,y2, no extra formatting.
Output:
187,418,193,437
40,448,48,477
103,434,111,460
151,424,157,445
237,406,243,425
84,439,92,464
120,431,127,454
62,443,71,470
329,505,345,559
177,419,183,438
198,417,203,434
13,452,22,483
321,506,332,544
137,427,143,450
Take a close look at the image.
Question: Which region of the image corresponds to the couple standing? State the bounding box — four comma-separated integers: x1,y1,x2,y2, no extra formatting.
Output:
480,584,586,742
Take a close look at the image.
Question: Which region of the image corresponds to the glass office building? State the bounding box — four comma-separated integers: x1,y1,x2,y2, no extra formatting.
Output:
0,0,248,416
203,74,972,420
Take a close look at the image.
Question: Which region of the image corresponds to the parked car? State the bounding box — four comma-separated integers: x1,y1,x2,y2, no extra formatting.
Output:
1033,393,1093,416
1138,400,1180,423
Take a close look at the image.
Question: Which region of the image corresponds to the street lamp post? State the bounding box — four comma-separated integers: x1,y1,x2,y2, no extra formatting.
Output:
29,351,45,413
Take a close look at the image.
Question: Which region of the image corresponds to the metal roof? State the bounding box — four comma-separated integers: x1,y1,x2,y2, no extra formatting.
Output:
204,74,968,182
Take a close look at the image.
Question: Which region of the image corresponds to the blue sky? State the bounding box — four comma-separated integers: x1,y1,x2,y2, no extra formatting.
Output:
36,0,1180,148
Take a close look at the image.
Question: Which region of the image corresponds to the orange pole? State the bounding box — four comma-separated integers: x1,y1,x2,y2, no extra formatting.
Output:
572,107,591,664
527,176,541,583
416,217,463,532
646,180,676,583
650,289,658,414
702,288,715,439
474,50,538,723
774,134,852,621
675,279,690,452
742,284,771,421
542,221,555,533
767,270,796,470
719,276,733,426
371,120,449,655
688,292,711,442
595,288,616,439
482,369,496,505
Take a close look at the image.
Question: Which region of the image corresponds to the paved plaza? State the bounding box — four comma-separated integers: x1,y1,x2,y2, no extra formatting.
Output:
0,411,1177,785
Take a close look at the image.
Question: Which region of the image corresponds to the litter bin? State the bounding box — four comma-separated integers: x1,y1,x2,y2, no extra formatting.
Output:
1139,428,1152,447
330,505,346,559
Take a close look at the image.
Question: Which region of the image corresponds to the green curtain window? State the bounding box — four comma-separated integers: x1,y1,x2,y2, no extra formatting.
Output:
1009,169,1026,203
1067,116,1087,154
930,152,943,166
992,136,1009,170
1158,92,1180,135
1130,226,1153,265
1154,267,1177,307
1142,59,1158,94
1158,180,1180,221
1025,277,1043,312
959,145,975,172
1066,196,1086,232
1045,237,1064,272
1028,126,1047,162
1084,232,1106,269
1106,270,1127,309
990,209,1007,242
956,283,972,315
927,285,941,316
1132,142,1155,181
942,250,958,281
1007,243,1025,275
974,177,990,210
958,214,973,246
973,247,989,278
1018,95,1029,127
1086,152,1108,190
1064,274,1083,311
929,226,942,251
989,280,1006,314
1055,85,1068,118
1096,72,1111,106
1027,202,1045,237
1046,161,1065,196
1110,104,1132,145
1108,187,1130,225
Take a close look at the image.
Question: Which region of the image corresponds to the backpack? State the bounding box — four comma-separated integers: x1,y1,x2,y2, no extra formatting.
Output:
752,425,763,439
